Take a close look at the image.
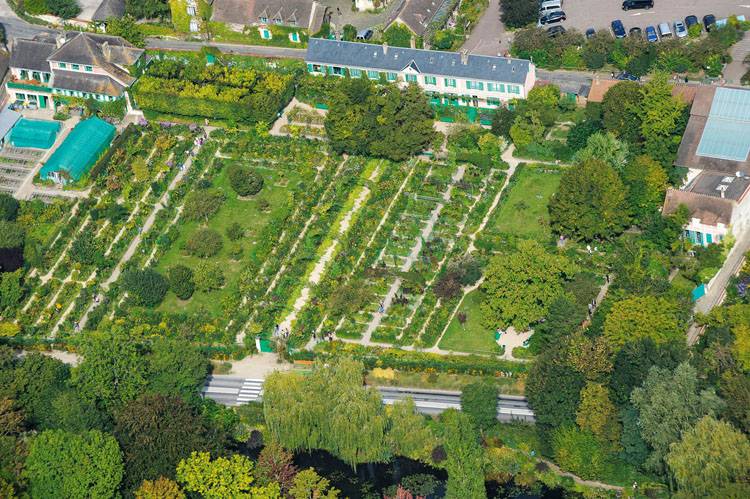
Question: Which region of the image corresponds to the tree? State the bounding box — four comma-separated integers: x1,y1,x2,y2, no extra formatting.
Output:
226,222,244,241
176,451,277,499
136,477,185,499
48,389,106,433
185,227,223,258
227,164,264,197
126,0,170,20
566,119,601,152
551,426,609,479
438,409,486,499
582,30,615,69
566,333,613,382
11,353,70,429
24,430,123,498
526,348,585,438
0,270,24,313
255,442,298,494
73,330,149,411
572,132,629,171
528,295,585,353
432,29,454,50
631,362,724,472
123,268,169,306
194,261,225,291
0,398,24,436
341,24,357,41
667,416,750,497
576,383,620,450
491,107,515,139
383,23,413,47
183,189,225,222
0,194,19,221
147,338,208,402
604,295,684,346
70,230,103,265
638,73,688,171
509,111,545,148
386,399,436,463
114,394,218,492
461,382,498,432
549,159,629,241
168,265,195,300
601,81,642,144
719,370,750,433
621,155,668,221
0,221,24,271
289,468,340,499
500,0,538,28
46,0,81,18
106,15,145,46
481,239,578,330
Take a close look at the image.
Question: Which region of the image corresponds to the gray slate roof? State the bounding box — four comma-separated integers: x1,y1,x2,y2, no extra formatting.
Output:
92,0,125,21
52,69,125,96
0,108,21,141
396,0,442,36
10,39,56,72
306,39,531,84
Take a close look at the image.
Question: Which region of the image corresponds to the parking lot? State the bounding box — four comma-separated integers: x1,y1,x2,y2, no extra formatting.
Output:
554,0,749,34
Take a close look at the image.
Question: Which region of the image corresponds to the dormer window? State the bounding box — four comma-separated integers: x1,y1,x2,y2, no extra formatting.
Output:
59,63,66,69
85,65,93,72
260,16,268,23
72,64,80,71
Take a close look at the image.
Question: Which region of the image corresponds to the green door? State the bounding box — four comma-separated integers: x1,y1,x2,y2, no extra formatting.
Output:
39,95,47,109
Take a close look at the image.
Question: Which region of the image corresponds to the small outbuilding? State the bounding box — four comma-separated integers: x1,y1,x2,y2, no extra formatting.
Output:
40,116,115,185
0,108,22,148
9,118,60,149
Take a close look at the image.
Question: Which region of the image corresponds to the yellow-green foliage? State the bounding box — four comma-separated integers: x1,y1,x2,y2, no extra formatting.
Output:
169,0,190,32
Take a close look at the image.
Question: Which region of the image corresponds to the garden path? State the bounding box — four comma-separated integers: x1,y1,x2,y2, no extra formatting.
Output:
359,165,466,344
277,163,382,334
539,459,624,492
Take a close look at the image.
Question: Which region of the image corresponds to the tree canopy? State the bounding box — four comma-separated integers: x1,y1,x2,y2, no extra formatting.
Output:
603,295,684,346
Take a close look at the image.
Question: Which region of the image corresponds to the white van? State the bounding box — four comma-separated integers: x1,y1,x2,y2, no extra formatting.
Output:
658,22,673,38
539,0,563,15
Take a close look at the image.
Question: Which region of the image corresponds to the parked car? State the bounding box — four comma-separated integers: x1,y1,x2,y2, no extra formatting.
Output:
703,14,716,32
539,0,563,16
674,20,687,38
616,71,639,81
356,29,373,40
629,27,642,37
685,15,700,30
646,25,658,42
547,25,566,37
539,11,566,25
611,19,626,38
622,0,654,10
585,27,596,39
658,22,673,38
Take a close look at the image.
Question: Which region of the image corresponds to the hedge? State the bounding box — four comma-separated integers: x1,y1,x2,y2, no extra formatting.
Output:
293,341,528,376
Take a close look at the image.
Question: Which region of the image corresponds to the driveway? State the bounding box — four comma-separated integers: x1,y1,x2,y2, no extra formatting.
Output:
724,31,749,85
555,0,750,34
463,0,510,56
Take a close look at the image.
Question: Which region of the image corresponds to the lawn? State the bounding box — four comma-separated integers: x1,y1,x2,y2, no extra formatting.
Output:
438,289,501,355
489,165,561,241
156,160,298,317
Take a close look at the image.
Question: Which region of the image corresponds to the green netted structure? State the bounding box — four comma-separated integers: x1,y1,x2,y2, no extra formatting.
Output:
40,117,116,184
9,119,60,149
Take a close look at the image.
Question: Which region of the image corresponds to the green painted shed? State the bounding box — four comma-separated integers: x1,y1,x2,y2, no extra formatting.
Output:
40,117,116,185
9,119,60,149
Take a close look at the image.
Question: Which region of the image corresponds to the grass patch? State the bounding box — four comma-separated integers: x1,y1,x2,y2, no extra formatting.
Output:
488,165,561,241
439,290,502,355
156,162,298,318
366,368,525,394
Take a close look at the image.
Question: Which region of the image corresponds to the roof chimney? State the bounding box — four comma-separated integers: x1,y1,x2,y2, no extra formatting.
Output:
410,36,416,49
460,50,468,65
56,35,65,48
102,41,111,60
721,188,725,199
383,42,388,55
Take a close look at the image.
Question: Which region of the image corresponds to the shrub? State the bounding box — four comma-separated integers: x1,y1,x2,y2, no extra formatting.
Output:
194,261,225,291
182,189,225,222
500,0,538,29
226,222,244,241
0,193,19,221
227,164,264,197
70,231,103,266
123,269,168,306
185,228,223,258
552,426,609,479
168,265,195,300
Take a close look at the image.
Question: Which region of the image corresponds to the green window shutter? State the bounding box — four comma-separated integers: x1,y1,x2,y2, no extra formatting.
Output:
424,76,436,85
387,72,397,81
307,63,314,72
406,74,417,82
367,70,379,80
350,68,362,78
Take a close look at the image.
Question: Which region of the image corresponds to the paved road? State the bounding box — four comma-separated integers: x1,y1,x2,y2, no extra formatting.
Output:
463,0,509,56
146,38,307,59
202,375,535,422
724,31,750,85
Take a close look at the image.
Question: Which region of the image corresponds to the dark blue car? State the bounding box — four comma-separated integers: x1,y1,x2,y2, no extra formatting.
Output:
646,25,658,42
611,19,626,38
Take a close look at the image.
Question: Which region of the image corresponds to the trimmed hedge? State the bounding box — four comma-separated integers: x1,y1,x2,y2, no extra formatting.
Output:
293,341,527,376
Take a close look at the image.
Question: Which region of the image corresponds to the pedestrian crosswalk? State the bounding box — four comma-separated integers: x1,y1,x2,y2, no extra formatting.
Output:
236,378,264,404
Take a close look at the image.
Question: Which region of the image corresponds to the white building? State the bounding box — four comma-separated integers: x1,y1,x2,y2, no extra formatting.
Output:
305,38,536,110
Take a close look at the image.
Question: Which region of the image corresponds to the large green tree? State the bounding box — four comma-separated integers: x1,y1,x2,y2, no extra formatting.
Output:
114,394,220,492
603,295,684,346
176,452,279,499
386,399,437,463
631,363,724,473
572,132,629,171
11,354,70,429
621,155,668,221
72,330,149,411
575,382,621,450
601,81,642,144
24,430,123,498
438,409,486,499
666,416,750,497
549,159,629,241
481,239,578,330
461,381,498,432
146,338,208,402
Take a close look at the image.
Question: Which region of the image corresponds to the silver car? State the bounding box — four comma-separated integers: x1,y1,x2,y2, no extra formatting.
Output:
674,20,688,38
